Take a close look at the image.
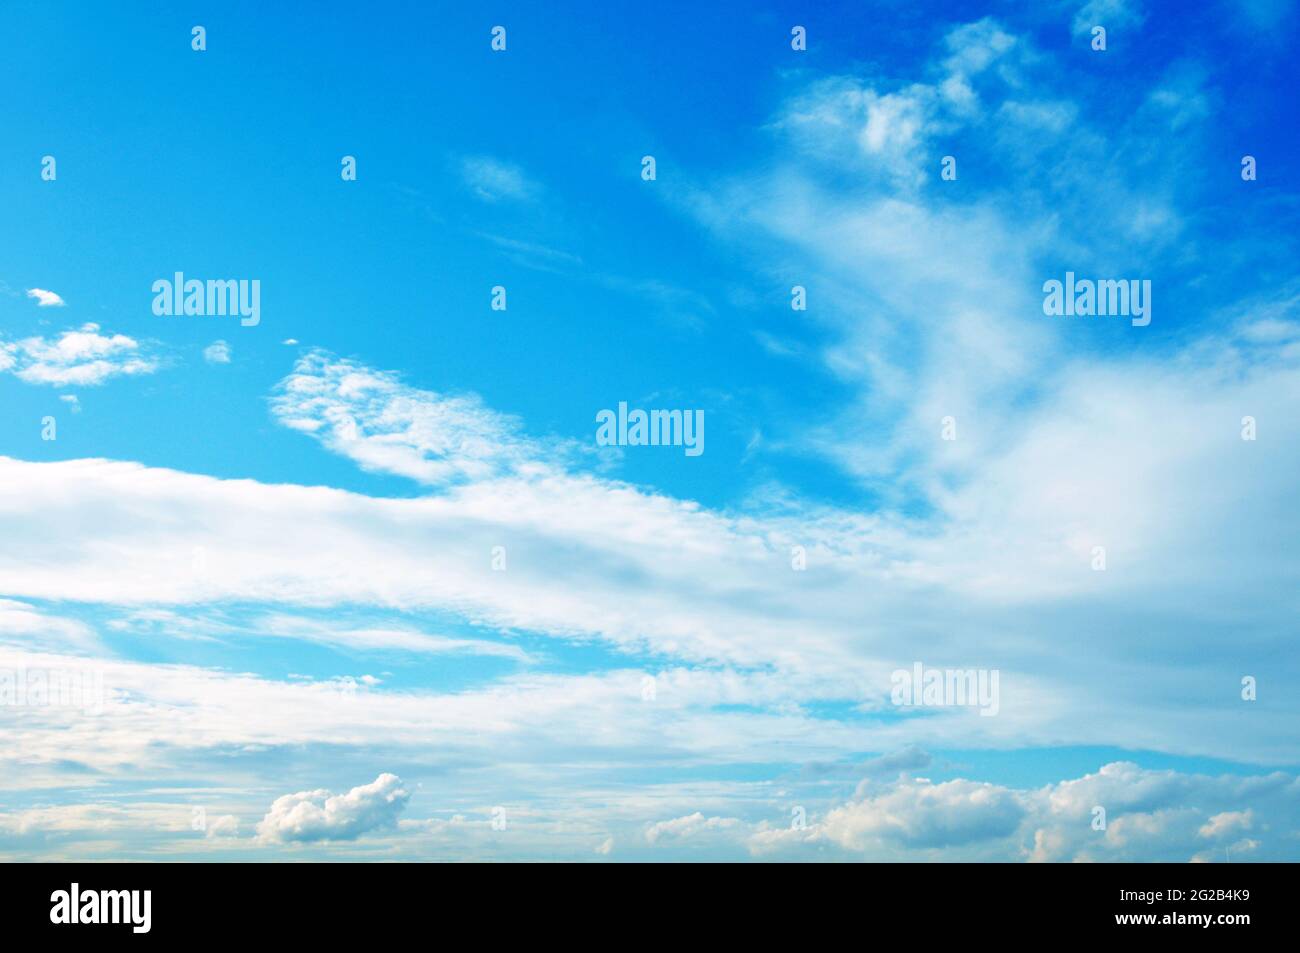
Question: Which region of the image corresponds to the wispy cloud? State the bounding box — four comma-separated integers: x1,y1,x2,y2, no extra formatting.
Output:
270,350,586,486
460,156,538,202
203,340,231,365
2,7,1297,864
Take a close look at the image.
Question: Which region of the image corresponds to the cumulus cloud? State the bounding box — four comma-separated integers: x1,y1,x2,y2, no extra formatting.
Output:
823,778,1026,849
203,340,231,364
1197,810,1253,840
26,288,64,307
751,762,1299,861
0,324,158,387
645,812,740,844
256,773,410,843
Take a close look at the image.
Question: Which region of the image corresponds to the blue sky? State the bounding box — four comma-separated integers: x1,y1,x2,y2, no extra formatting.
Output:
1,0,1298,860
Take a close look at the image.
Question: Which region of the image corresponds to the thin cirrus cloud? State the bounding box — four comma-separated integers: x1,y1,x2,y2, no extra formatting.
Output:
102,607,534,663
255,615,534,662
684,12,1218,500
459,155,538,202
269,349,578,487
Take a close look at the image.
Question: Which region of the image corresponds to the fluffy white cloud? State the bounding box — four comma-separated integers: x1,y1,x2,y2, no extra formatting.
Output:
256,774,410,843
26,288,64,307
750,762,1300,861
0,324,158,387
821,778,1026,849
1197,810,1253,840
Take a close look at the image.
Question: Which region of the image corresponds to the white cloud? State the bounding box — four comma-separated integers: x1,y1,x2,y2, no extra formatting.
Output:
1,14,1295,864
821,778,1026,849
26,288,65,307
0,802,191,837
103,608,531,661
256,773,410,843
770,18,1020,186
0,324,158,387
253,614,533,662
461,156,537,202
1073,0,1145,36
751,762,1299,861
2,301,1299,767
1198,810,1253,840
0,645,1295,861
0,599,99,652
205,814,240,839
270,350,551,486
645,812,740,844
58,394,81,413
203,340,231,364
